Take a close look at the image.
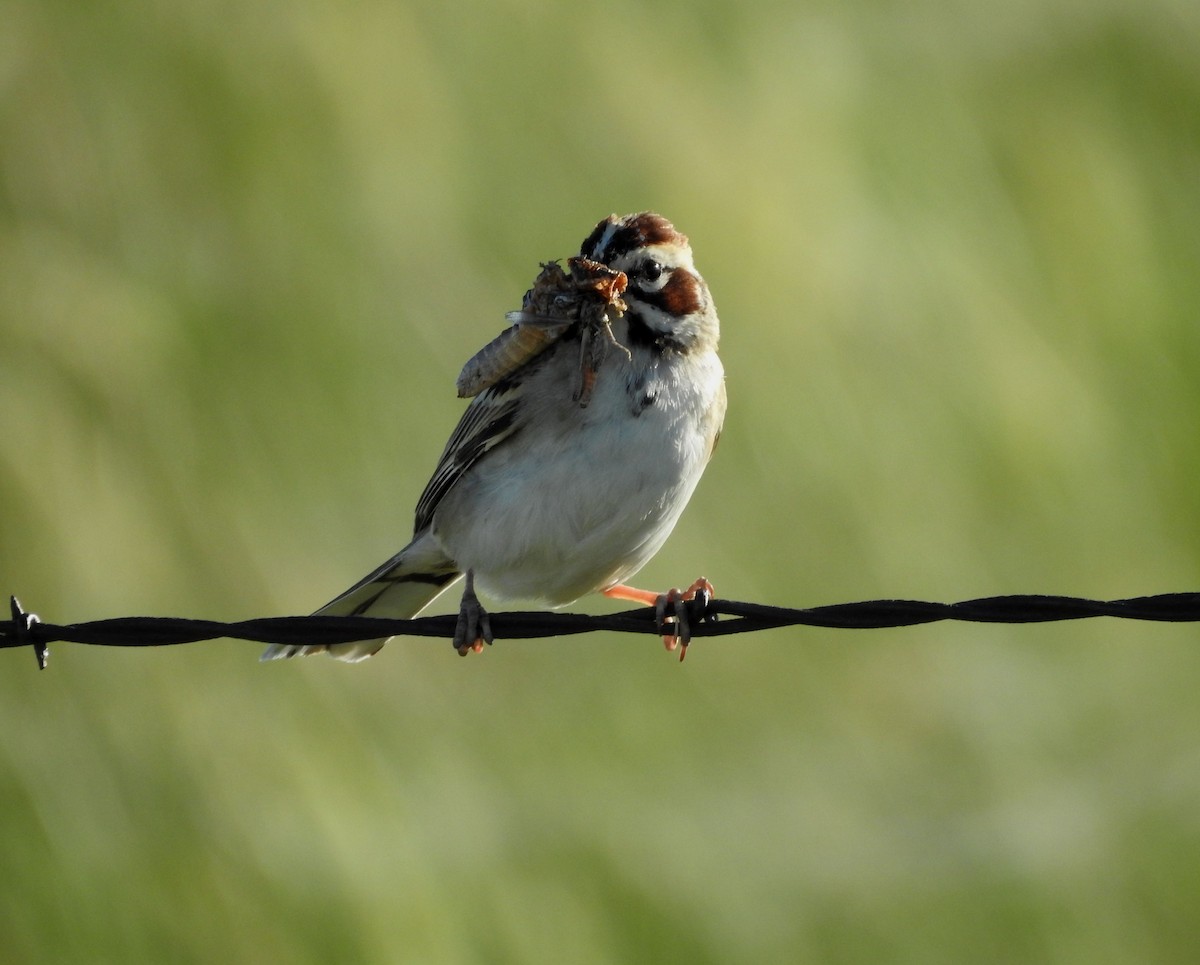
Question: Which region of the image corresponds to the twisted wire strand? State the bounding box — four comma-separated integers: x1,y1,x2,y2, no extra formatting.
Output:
3,592,1198,669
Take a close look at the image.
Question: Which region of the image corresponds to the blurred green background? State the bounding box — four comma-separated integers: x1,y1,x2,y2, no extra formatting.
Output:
3,0,1200,961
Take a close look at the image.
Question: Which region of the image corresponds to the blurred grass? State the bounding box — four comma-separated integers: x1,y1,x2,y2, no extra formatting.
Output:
3,0,1200,961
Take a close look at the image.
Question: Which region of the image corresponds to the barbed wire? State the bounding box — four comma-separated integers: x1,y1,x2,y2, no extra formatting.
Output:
4,591,1198,670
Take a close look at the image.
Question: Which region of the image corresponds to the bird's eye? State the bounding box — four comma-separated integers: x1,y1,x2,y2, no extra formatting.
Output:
635,260,670,292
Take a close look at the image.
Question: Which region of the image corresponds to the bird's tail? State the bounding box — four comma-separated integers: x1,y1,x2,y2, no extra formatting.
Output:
261,534,461,663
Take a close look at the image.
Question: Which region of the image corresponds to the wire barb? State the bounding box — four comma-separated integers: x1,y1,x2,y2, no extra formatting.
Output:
9,596,47,670
2,591,1199,669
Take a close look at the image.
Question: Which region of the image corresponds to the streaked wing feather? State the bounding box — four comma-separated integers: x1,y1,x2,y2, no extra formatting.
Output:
413,382,522,534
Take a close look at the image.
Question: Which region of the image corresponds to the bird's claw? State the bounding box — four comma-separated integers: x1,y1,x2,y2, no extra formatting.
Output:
454,573,493,656
656,578,715,662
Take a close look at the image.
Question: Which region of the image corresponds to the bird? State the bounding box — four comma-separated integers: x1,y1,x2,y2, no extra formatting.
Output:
262,211,726,664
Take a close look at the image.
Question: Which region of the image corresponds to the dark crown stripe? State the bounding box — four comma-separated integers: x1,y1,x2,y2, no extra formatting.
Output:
580,212,687,264
579,220,611,260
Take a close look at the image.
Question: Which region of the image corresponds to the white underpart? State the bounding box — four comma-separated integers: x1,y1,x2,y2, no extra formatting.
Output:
431,322,725,606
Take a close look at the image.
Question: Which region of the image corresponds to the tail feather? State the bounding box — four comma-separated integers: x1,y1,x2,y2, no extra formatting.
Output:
262,534,460,663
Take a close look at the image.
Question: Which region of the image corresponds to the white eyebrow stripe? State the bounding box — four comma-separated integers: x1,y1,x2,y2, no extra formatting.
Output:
611,243,695,274
641,244,694,270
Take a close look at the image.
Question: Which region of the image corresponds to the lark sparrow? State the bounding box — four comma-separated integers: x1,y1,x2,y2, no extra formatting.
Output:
262,212,726,663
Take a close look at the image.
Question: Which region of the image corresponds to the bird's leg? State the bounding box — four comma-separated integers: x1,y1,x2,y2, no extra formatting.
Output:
454,568,493,656
602,578,715,661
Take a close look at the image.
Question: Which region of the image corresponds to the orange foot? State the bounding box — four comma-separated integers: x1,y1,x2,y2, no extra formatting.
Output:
454,569,493,656
603,578,715,662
